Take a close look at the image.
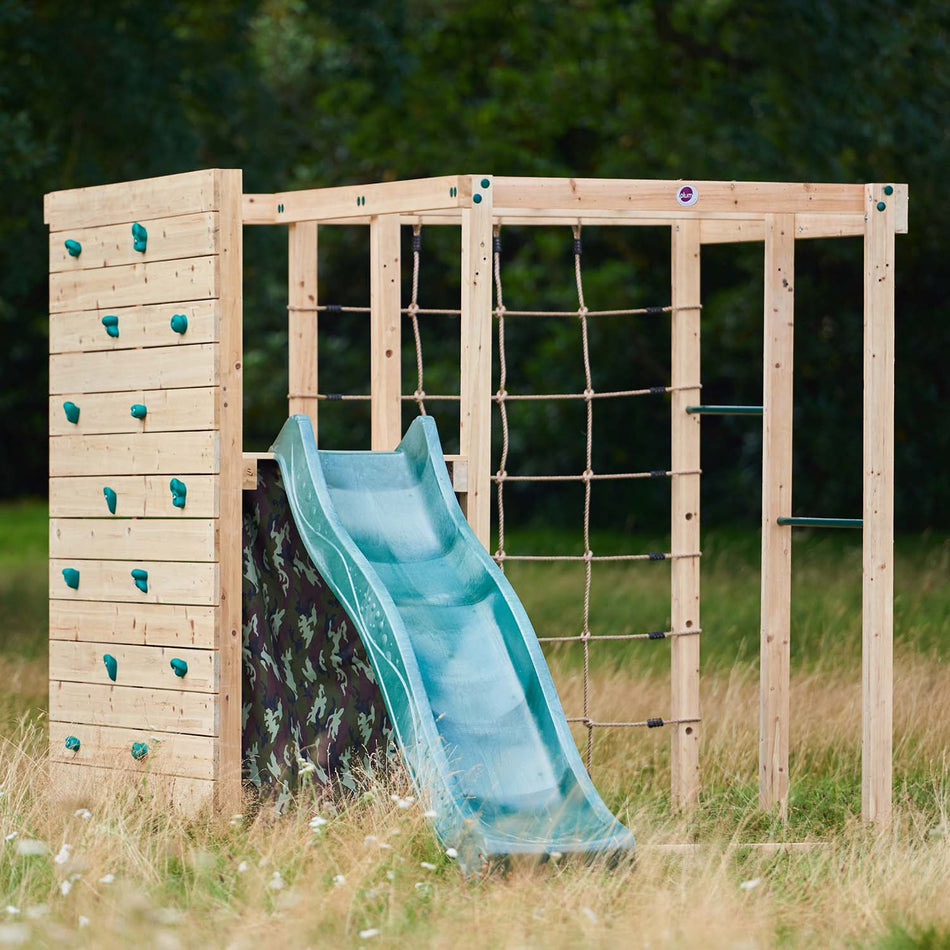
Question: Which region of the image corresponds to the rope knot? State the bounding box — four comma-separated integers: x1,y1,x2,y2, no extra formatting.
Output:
583,550,593,562
413,389,426,401
494,551,506,562
407,302,419,315
496,388,507,400
582,469,593,483
578,305,589,316
495,304,506,316
496,470,507,482
583,387,594,400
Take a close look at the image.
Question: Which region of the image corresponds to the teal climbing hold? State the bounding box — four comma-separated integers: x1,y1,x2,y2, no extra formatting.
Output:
103,486,117,514
131,222,147,253
170,313,188,335
63,401,80,424
101,315,119,338
169,478,187,509
473,194,483,204
884,185,894,196
481,178,491,188
64,736,80,752
131,742,148,760
876,201,887,212
130,404,147,420
169,658,188,678
103,653,117,681
64,239,81,258
62,568,80,590
131,569,148,593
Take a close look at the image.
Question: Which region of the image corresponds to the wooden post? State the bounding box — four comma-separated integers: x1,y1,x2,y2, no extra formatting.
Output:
670,221,701,809
288,222,318,431
759,213,795,816
862,186,895,823
370,215,402,450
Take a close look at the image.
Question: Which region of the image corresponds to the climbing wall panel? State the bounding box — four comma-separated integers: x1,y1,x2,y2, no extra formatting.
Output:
46,169,243,815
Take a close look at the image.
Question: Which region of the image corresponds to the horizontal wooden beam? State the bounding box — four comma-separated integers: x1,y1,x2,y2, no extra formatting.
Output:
49,601,219,648
49,387,218,436
50,518,218,562
50,558,219,605
50,431,219,477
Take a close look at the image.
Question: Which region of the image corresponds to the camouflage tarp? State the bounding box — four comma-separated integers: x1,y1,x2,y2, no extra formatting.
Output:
242,460,394,804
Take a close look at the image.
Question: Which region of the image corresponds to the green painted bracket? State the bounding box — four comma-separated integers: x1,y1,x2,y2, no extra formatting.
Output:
103,486,117,514
132,222,147,253
131,568,148,593
686,405,763,416
64,735,81,751
62,401,80,424
101,315,119,338
169,658,188,678
103,653,117,681
169,478,187,509
64,239,81,257
777,517,863,529
62,568,80,589
131,742,148,760
130,404,147,420
170,313,188,335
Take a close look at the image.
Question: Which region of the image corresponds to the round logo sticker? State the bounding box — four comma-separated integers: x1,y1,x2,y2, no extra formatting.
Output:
676,184,698,207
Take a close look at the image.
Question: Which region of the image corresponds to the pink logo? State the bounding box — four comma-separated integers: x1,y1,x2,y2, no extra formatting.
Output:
676,185,698,207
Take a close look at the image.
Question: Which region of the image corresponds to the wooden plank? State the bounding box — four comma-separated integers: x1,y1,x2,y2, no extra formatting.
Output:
50,256,217,313
49,212,218,272
49,431,219,477
370,215,403,450
49,601,218,648
45,169,218,231
493,177,867,215
50,722,216,780
49,387,218,435
759,213,796,816
50,475,218,518
49,559,219,606
50,300,219,355
288,222,319,429
49,680,217,734
49,641,218,693
862,185,895,824
443,455,469,493
458,178,494,548
50,343,218,393
214,168,244,812
50,518,217,562
670,221,702,810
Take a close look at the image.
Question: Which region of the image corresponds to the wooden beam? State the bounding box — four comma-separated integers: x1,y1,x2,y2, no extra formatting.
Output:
49,601,219,648
49,431,219,477
49,474,219,518
670,221,702,810
49,559,219,606
50,518,217,562
49,387,218,436
370,215,403,450
288,222,319,429
759,213,795,816
862,185,895,823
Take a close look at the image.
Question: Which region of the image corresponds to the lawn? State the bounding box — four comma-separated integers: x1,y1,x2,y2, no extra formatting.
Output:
0,500,948,948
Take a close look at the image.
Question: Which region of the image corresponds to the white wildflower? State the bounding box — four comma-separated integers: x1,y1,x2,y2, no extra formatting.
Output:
237,862,248,874
268,871,285,891
444,848,458,860
378,842,392,851
396,799,411,810
78,916,90,928
3,834,16,842
385,871,395,881
14,840,47,857
739,878,761,891
358,929,380,939
420,862,436,870
363,835,377,845
298,761,316,774
98,874,115,885
73,809,91,821
308,815,328,830
59,880,72,897
423,810,437,819
53,844,72,865
549,851,563,861
581,907,598,924
389,794,401,803
332,874,346,887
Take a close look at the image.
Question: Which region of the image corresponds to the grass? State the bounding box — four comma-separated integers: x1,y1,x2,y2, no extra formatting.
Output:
1,499,948,947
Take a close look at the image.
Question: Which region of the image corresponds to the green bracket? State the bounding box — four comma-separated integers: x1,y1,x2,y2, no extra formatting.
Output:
170,313,188,335
62,401,80,424
103,486,117,514
686,405,763,416
64,735,80,752
101,315,119,338
103,653,117,681
777,517,863,529
64,239,82,258
131,222,147,252
62,568,80,590
131,742,148,760
131,568,148,593
169,658,188,678
130,404,147,420
169,478,187,509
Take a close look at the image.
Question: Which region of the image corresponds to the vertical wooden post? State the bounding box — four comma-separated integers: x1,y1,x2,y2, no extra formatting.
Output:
214,168,244,812
459,179,494,549
370,214,402,450
862,186,895,823
670,221,701,809
288,222,318,431
759,213,795,815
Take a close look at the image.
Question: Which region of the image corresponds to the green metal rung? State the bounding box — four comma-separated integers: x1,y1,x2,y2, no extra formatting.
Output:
686,405,763,416
777,517,863,529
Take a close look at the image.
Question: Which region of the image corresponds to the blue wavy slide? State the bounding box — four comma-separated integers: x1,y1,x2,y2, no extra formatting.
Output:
272,414,635,869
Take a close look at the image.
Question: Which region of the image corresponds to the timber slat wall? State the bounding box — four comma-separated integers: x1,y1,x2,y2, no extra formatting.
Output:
46,169,242,813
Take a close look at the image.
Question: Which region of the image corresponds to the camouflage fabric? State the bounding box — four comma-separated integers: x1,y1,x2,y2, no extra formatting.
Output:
242,460,394,804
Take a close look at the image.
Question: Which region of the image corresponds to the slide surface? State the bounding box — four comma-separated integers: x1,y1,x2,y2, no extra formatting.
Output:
272,415,635,868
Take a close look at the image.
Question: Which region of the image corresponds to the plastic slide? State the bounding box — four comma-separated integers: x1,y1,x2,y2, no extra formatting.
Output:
272,414,635,868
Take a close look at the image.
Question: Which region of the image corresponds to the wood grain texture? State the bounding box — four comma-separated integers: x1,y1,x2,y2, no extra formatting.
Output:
288,222,319,429
370,215,402,450
50,518,217,562
49,387,218,435
49,600,219,648
49,431,219,477
49,474,218,518
49,558,219,606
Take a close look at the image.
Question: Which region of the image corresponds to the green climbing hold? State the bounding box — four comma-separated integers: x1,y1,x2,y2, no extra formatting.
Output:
170,658,188,678
62,568,80,590
103,653,117,681
877,201,887,212
884,185,894,196
65,736,80,751
63,401,80,424
64,239,81,258
131,568,148,593
131,742,148,760
473,194,483,204
170,313,188,335
169,478,187,509
103,486,117,514
101,315,119,338
130,404,147,420
481,178,491,188
131,222,147,253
